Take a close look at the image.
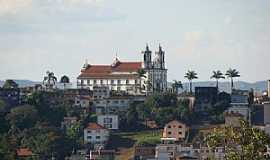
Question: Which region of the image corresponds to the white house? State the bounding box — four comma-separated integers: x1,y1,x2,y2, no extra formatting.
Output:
84,123,110,145
97,115,119,130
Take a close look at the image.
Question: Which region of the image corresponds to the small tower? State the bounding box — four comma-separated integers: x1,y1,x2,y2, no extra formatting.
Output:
112,54,120,67
155,44,165,69
82,59,90,71
142,44,152,69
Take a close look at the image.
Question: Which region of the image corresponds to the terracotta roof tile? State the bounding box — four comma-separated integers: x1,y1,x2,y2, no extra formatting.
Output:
17,148,33,157
78,62,142,79
85,122,108,130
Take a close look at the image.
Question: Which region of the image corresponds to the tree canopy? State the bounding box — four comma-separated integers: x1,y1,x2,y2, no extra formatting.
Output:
205,119,270,160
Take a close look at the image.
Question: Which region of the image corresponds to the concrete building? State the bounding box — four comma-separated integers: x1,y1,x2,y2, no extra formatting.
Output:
231,89,249,104
162,120,188,141
268,80,270,98
97,115,119,130
93,86,110,100
84,123,110,145
253,102,270,125
74,96,92,108
224,112,244,127
94,96,132,114
194,87,218,112
77,45,167,95
155,144,225,160
227,103,250,120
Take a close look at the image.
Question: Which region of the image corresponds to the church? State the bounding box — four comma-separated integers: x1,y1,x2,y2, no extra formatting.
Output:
77,44,167,95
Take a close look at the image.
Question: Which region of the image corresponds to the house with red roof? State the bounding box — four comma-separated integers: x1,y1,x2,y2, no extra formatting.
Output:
16,148,33,158
77,45,168,95
84,122,110,146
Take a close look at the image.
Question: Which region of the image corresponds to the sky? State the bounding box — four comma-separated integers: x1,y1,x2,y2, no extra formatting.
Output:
0,0,270,83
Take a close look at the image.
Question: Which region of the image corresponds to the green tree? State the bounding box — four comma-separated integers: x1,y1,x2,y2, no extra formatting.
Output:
21,126,72,160
172,80,183,94
3,79,18,89
205,119,270,160
126,106,139,130
155,107,175,126
225,68,240,92
6,105,38,130
211,70,225,90
0,99,9,134
0,134,16,160
184,70,198,94
43,71,57,90
60,75,70,90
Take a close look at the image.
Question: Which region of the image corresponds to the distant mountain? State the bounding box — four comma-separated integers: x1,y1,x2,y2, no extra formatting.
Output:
0,79,268,92
0,80,41,88
0,79,76,89
169,80,268,93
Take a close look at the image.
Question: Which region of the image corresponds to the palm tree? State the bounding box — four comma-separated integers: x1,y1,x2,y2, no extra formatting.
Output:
43,71,57,90
184,70,198,94
172,80,183,94
60,75,70,90
210,70,225,90
225,68,240,92
137,69,147,93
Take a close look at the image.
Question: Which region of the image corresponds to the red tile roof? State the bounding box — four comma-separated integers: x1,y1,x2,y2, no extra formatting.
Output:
78,62,142,79
17,148,33,157
85,122,108,130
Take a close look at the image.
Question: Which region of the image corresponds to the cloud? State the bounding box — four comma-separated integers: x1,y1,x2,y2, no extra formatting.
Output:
0,0,32,15
0,0,125,34
0,0,103,16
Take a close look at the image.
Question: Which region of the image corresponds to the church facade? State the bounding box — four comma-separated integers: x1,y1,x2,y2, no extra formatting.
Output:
77,45,167,95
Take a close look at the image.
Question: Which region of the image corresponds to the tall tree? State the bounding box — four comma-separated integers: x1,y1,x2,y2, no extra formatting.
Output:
172,80,183,94
43,71,57,90
184,70,198,94
60,75,70,90
3,80,18,89
137,69,147,93
225,68,240,92
211,70,225,90
205,119,270,160
6,105,38,130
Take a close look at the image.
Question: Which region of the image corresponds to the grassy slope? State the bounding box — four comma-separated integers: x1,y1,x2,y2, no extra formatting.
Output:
108,130,162,160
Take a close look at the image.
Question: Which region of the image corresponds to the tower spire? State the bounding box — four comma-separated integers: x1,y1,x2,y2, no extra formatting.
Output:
159,43,162,51
146,43,149,51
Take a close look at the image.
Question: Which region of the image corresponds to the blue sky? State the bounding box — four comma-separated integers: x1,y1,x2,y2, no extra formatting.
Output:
0,0,270,83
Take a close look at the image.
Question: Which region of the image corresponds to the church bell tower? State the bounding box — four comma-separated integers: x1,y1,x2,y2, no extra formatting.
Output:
142,44,152,69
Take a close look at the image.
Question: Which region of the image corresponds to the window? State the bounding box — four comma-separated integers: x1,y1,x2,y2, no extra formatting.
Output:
117,80,121,84
178,132,182,135
96,136,101,139
117,87,121,91
87,130,91,134
93,80,97,84
126,80,129,84
104,118,112,123
100,80,103,84
168,125,171,128
87,80,90,84
135,80,137,84
105,124,112,129
178,125,182,128
87,136,92,139
111,80,114,84
168,131,172,135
